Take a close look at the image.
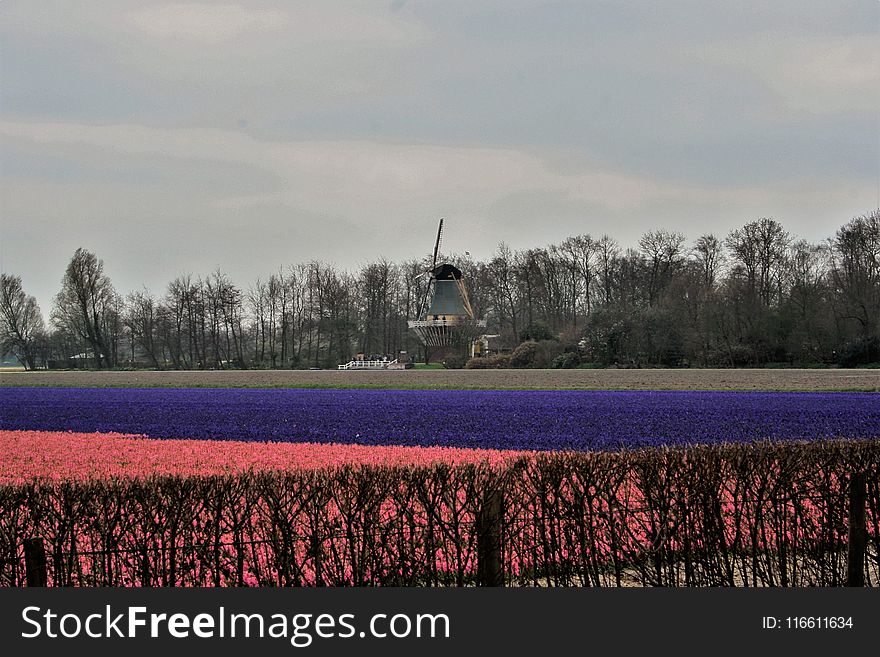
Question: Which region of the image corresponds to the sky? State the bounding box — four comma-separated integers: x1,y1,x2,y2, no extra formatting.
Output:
1,0,878,313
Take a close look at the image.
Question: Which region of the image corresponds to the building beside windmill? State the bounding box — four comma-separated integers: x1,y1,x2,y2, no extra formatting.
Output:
408,219,486,362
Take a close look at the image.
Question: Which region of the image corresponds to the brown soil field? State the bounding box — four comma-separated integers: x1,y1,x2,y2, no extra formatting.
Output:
1,368,877,391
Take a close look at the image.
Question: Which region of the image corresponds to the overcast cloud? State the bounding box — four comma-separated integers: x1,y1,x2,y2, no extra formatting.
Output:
1,0,878,312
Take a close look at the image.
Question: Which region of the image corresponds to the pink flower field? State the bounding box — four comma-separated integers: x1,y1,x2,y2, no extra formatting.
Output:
0,430,527,484
2,428,876,587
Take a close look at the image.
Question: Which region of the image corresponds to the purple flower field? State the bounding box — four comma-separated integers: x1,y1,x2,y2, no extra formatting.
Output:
1,387,877,451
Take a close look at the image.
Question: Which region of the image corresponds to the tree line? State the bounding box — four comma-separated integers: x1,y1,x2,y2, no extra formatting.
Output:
1,210,878,370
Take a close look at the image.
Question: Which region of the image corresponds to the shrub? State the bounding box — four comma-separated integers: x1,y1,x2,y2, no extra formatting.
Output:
519,323,555,342
509,341,540,367
552,352,582,369
509,340,564,368
466,354,510,369
442,354,468,369
3,440,876,587
558,326,582,350
838,336,880,368
727,344,756,367
581,308,632,366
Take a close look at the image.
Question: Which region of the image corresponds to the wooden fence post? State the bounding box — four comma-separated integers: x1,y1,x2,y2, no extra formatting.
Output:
141,546,152,587
312,534,324,587
24,538,48,587
477,481,504,587
846,471,866,587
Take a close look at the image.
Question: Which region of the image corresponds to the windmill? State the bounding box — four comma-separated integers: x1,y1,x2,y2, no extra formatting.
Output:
408,219,486,362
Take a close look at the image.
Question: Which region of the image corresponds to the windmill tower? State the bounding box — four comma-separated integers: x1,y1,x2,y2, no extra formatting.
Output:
408,219,487,362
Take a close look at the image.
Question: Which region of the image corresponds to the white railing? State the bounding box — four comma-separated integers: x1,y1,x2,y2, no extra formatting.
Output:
338,359,398,370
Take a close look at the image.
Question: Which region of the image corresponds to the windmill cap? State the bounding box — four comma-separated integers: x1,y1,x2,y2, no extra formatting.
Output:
430,263,463,280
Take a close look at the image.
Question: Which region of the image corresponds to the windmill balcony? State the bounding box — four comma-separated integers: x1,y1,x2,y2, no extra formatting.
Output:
407,316,488,347
408,316,487,329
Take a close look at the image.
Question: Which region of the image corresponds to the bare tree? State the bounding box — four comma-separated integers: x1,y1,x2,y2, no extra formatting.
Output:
358,259,396,356
829,210,880,338
0,273,46,369
692,234,725,292
726,218,790,306
51,248,120,368
124,288,162,367
596,235,620,306
286,264,309,367
783,240,830,360
248,278,270,366
639,229,686,306
487,243,522,342
401,258,431,360
160,274,203,369
204,269,246,369
560,234,598,318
